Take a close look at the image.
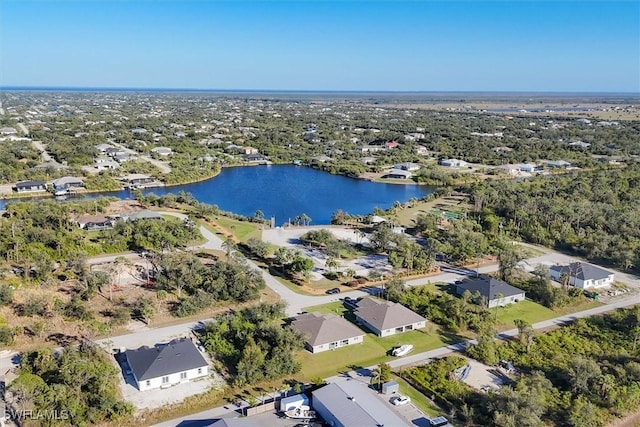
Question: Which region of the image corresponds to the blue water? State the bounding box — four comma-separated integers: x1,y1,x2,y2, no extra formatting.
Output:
2,165,431,225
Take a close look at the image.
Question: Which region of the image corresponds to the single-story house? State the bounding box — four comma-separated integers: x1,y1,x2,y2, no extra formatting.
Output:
124,174,155,186
15,180,46,193
360,156,376,164
95,143,114,153
128,210,163,221
243,146,258,155
354,298,426,337
384,169,413,180
440,158,468,168
312,381,410,427
0,127,18,135
416,145,429,155
456,276,526,308
151,146,173,156
394,162,421,171
76,214,114,231
291,312,364,353
518,163,540,173
52,176,84,191
124,338,208,391
96,160,120,170
310,155,333,163
385,141,400,149
549,262,615,289
359,145,383,153
105,147,127,157
546,160,571,168
243,153,266,162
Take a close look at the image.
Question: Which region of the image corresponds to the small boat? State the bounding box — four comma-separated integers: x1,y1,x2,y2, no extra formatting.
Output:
392,344,414,357
284,405,316,420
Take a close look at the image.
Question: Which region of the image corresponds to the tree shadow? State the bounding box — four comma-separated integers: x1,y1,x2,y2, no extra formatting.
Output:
46,332,79,346
438,330,469,347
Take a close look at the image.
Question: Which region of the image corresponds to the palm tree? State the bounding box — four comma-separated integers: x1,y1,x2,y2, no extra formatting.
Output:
222,238,237,257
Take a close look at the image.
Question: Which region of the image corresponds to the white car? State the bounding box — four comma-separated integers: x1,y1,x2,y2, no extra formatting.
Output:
391,395,411,406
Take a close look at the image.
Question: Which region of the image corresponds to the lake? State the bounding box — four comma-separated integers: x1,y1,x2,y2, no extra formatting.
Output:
2,165,432,224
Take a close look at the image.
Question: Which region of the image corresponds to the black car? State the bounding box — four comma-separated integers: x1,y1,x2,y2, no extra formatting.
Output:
326,287,341,294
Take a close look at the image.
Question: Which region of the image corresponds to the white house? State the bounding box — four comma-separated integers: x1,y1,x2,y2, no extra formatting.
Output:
291,313,364,353
456,276,526,308
354,298,426,337
440,158,468,168
151,146,173,156
124,338,209,391
549,262,615,289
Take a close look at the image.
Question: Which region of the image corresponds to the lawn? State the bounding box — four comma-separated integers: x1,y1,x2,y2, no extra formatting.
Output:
212,216,262,242
390,375,441,417
494,300,556,330
298,301,453,380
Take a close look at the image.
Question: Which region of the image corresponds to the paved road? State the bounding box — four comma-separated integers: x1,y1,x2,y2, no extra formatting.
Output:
109,140,172,174
153,291,640,427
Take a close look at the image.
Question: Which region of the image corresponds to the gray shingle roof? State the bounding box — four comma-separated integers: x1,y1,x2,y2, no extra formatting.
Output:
124,338,208,381
312,381,410,427
354,298,425,331
291,313,364,347
456,276,525,300
550,262,611,281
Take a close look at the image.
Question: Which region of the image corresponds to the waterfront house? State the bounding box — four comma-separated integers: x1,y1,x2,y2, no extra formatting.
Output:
440,158,468,168
384,169,413,180
456,276,526,308
15,180,46,193
291,312,364,354
124,338,208,391
124,174,155,186
354,298,426,337
52,176,84,191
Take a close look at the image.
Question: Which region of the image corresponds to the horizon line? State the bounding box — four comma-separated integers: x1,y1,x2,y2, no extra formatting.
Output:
1,86,639,96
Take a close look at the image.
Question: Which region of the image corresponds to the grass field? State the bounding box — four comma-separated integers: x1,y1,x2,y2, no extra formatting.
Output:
494,300,556,330
213,216,262,242
395,195,469,228
299,301,453,380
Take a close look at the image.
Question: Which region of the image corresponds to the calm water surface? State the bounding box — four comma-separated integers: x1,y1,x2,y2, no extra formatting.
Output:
2,165,431,225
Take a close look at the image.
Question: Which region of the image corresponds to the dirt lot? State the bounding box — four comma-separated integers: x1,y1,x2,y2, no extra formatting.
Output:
459,358,509,392
262,226,393,280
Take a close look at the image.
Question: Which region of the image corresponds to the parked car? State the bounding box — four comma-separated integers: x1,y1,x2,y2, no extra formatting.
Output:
391,395,411,406
430,416,454,427
326,287,341,294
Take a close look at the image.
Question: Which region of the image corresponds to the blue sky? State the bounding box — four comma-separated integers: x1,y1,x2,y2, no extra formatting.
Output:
1,1,638,92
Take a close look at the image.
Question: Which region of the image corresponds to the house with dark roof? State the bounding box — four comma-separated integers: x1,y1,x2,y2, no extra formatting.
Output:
312,381,410,427
124,338,208,391
549,262,614,289
383,169,413,180
456,276,526,308
354,298,426,337
291,312,364,353
15,180,46,193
